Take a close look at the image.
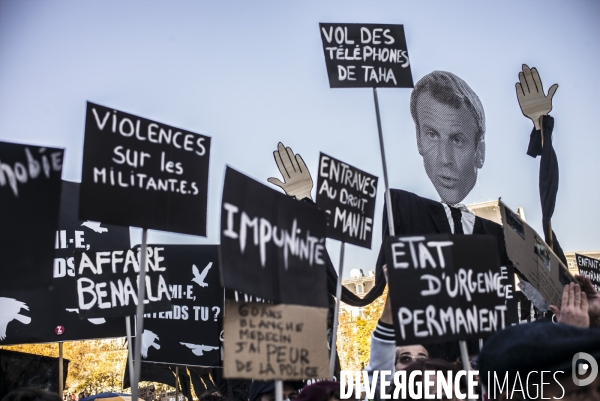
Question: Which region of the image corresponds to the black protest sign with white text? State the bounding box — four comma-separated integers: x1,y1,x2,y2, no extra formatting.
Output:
0,141,63,292
315,153,377,248
220,167,328,308
138,245,223,367
0,181,130,345
576,254,600,292
80,102,210,235
385,234,506,346
74,247,171,318
319,23,413,88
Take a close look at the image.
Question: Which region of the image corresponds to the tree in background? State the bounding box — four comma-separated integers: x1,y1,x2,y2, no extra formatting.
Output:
336,287,387,371
2,339,127,395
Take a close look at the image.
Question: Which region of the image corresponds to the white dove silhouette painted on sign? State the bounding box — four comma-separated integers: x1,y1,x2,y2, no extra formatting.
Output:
81,221,108,233
180,342,219,356
192,263,212,288
141,330,161,358
65,308,106,325
0,297,32,341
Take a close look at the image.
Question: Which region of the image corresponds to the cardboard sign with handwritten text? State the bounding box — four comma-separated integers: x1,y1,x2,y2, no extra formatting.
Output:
223,301,329,380
499,201,573,307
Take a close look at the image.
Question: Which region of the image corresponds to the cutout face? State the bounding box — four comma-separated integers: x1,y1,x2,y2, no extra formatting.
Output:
415,91,484,205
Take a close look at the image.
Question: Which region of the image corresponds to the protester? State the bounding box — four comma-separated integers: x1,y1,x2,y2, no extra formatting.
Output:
295,381,340,401
1,389,61,401
549,276,600,328
248,380,303,401
479,322,600,400
404,359,469,401
395,345,429,371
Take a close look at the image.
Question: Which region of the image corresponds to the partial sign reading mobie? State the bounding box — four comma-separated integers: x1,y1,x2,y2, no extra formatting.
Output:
315,153,378,248
319,23,413,88
80,102,210,236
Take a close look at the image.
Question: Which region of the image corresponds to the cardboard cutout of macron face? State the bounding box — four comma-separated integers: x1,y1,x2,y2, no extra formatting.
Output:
411,71,486,205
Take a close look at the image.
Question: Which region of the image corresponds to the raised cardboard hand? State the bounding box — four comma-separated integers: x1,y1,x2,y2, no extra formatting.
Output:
516,64,558,130
267,142,313,201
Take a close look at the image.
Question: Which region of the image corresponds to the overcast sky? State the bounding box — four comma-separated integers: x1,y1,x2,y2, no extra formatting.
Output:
0,0,598,277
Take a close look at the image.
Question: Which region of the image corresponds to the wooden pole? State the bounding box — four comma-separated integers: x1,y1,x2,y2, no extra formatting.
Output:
373,88,396,237
329,241,345,377
174,366,179,401
132,229,149,401
58,342,64,396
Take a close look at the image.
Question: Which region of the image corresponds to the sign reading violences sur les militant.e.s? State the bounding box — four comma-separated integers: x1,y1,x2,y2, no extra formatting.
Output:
80,102,210,236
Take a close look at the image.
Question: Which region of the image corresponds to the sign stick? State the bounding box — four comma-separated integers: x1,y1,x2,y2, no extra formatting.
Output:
175,366,179,401
126,316,135,388
58,342,64,396
132,228,149,401
275,380,283,401
459,340,477,401
329,241,346,377
372,88,396,237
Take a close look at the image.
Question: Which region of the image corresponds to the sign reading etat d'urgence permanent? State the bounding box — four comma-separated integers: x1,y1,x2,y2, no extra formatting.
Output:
80,102,211,236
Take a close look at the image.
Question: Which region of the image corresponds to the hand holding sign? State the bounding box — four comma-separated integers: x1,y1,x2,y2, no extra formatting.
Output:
268,142,313,201
575,275,600,324
516,64,558,130
549,283,589,328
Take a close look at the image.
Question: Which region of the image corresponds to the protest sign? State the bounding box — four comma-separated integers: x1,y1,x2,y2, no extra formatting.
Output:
385,234,507,345
575,253,600,292
220,167,328,308
137,245,223,367
80,102,210,236
138,385,156,401
499,201,573,308
223,301,329,380
499,264,519,326
0,141,63,292
315,153,378,248
319,23,413,88
73,246,171,319
0,181,130,345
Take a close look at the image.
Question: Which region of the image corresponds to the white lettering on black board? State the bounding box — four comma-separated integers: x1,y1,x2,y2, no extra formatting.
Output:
80,102,210,236
315,153,377,248
319,23,413,88
576,253,600,292
74,247,171,319
220,167,329,308
385,234,507,345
